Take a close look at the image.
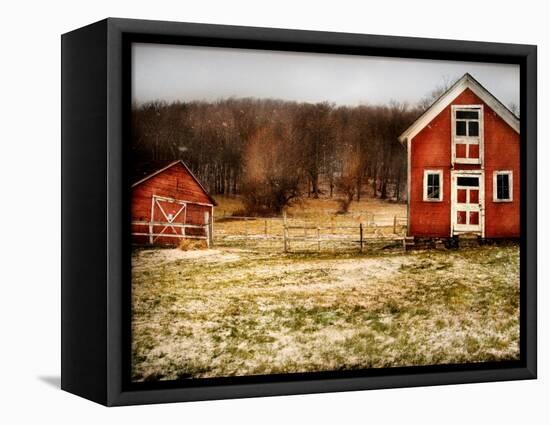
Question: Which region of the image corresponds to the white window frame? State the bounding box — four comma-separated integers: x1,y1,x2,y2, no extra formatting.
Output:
423,169,443,202
451,105,484,165
493,170,513,202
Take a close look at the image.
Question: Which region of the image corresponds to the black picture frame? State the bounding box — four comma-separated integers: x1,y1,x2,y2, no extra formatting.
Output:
61,17,537,406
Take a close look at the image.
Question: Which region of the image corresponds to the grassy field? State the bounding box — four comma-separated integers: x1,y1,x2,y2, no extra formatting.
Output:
131,243,520,382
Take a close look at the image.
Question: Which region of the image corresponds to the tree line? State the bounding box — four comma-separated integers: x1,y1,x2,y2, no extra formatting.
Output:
131,97,423,214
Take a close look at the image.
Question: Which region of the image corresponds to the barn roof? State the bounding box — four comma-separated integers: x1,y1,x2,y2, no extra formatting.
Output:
398,73,520,145
131,160,217,206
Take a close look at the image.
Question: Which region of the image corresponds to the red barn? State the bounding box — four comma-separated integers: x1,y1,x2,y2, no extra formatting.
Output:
131,160,216,246
398,73,520,240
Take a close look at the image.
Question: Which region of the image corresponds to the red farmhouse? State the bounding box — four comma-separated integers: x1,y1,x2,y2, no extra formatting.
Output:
131,160,216,246
398,73,520,239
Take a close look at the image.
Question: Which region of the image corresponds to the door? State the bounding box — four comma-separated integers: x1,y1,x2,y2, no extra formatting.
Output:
451,172,483,235
150,195,187,243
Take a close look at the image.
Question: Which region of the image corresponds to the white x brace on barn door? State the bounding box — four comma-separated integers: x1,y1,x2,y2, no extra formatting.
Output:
150,195,187,243
451,171,484,237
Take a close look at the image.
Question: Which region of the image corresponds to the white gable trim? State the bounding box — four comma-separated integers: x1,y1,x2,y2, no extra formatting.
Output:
132,160,182,188
398,73,519,145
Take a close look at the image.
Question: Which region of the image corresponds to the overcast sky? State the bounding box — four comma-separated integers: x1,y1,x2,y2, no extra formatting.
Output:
132,43,519,108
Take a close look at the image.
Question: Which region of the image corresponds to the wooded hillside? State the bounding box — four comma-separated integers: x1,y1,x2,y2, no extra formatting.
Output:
131,98,422,213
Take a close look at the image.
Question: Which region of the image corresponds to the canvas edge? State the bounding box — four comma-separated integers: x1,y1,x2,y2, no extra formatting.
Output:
61,19,110,406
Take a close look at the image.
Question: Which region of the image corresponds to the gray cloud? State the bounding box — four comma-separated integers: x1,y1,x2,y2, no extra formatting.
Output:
132,43,519,108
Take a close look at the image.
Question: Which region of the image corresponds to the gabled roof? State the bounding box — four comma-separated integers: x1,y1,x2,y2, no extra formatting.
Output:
132,159,217,206
131,160,178,185
398,73,520,145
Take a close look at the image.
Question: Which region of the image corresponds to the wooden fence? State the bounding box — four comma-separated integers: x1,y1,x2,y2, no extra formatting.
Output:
281,211,407,252
132,212,213,247
214,211,407,252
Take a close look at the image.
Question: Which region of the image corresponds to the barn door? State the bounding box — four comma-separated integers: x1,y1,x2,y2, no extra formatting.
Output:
451,172,484,236
150,195,187,243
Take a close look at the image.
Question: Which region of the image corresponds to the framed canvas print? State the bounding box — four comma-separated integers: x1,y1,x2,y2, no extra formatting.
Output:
61,18,537,406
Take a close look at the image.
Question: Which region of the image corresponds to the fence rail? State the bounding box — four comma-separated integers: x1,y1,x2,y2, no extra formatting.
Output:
213,211,407,252
132,211,213,246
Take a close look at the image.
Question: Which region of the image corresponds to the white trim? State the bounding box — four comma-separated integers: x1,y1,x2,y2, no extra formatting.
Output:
131,232,207,241
423,169,443,202
151,194,213,208
210,205,214,245
493,170,513,202
451,105,484,166
406,138,411,235
150,195,186,242
450,170,485,237
133,160,182,187
132,221,205,229
398,73,520,145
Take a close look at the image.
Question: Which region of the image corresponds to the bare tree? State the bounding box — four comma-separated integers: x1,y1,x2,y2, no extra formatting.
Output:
418,75,458,111
508,102,520,117
131,96,422,204
241,125,303,215
335,143,362,213
293,102,335,198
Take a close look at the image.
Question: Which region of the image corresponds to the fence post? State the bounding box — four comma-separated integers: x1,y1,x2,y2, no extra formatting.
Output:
317,226,321,252
244,218,248,246
210,209,214,246
283,210,288,253
393,215,397,234
359,222,364,253
331,216,335,234
264,220,268,238
204,212,210,248
149,196,155,244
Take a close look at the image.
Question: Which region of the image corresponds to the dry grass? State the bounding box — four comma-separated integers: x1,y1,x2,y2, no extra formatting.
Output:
214,196,247,217
289,196,406,219
215,195,406,220
178,239,208,251
131,243,520,382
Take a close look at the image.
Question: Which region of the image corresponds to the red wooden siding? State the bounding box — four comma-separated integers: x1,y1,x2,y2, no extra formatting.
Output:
483,102,520,238
409,88,520,238
131,162,214,246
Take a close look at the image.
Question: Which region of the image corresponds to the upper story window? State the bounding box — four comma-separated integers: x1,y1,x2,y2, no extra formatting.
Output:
452,105,483,165
456,110,479,136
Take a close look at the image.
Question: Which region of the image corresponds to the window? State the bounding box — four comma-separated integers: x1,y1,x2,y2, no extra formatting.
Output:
456,176,479,187
423,170,443,201
452,106,483,164
455,110,480,137
493,171,513,202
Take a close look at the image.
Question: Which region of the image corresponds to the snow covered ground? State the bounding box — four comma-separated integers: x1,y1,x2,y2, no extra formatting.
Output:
131,244,520,381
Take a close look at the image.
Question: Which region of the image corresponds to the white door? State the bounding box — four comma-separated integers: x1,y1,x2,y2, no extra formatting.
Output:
451,172,483,235
150,195,187,243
